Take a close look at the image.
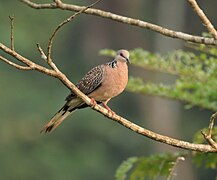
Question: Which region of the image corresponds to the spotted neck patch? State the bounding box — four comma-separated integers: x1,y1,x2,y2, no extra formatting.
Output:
108,60,117,68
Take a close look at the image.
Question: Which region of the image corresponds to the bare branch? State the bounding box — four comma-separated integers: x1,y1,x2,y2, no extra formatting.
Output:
187,0,217,40
0,55,31,70
47,0,101,72
208,112,217,136
1,2,217,152
0,43,56,76
36,43,47,61
36,43,59,76
9,15,15,51
21,0,217,45
167,156,185,180
1,41,217,152
202,112,217,149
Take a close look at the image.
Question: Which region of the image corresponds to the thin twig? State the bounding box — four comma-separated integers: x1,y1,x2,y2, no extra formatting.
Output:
1,3,217,152
9,15,15,51
21,0,217,45
0,42,217,152
187,0,217,40
36,43,47,61
0,55,31,70
47,0,101,71
201,131,217,149
207,112,217,136
0,43,56,76
201,112,217,149
167,156,185,180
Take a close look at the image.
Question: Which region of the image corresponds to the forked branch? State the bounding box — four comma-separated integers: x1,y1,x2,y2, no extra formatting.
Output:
0,55,31,70
187,0,217,40
202,112,217,149
21,0,217,45
0,1,216,152
46,0,101,71
1,41,217,152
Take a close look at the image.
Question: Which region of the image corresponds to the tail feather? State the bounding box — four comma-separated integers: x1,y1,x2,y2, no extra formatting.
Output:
40,104,75,133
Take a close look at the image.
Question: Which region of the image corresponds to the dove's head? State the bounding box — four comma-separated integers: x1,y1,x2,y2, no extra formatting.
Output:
116,49,130,64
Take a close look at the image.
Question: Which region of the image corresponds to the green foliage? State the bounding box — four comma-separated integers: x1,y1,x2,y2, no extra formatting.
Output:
101,48,217,179
114,126,217,180
115,153,185,180
100,49,116,57
192,127,217,169
100,47,217,111
115,157,138,180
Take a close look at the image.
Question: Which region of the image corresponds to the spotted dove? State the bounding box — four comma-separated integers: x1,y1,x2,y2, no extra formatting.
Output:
40,49,130,133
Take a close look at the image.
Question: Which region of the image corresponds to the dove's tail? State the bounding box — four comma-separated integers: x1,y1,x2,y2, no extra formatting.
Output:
40,103,76,133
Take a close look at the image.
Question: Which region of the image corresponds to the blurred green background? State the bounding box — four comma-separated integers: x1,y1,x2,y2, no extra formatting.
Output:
0,0,216,179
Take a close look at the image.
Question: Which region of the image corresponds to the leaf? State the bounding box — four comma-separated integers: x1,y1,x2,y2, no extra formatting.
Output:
127,76,217,111
115,157,138,180
115,153,185,180
99,49,116,57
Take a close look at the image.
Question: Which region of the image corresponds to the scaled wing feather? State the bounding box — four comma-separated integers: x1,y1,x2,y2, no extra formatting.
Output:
65,65,104,101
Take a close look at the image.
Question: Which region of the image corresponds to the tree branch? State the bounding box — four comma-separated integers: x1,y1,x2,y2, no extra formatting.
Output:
9,15,15,51
0,42,217,152
187,0,217,40
167,156,185,180
46,0,101,71
0,2,216,153
0,43,56,76
21,0,217,46
0,55,31,70
36,43,47,61
201,112,217,149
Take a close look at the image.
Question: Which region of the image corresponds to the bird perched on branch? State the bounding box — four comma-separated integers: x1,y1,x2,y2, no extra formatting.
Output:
40,49,130,133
